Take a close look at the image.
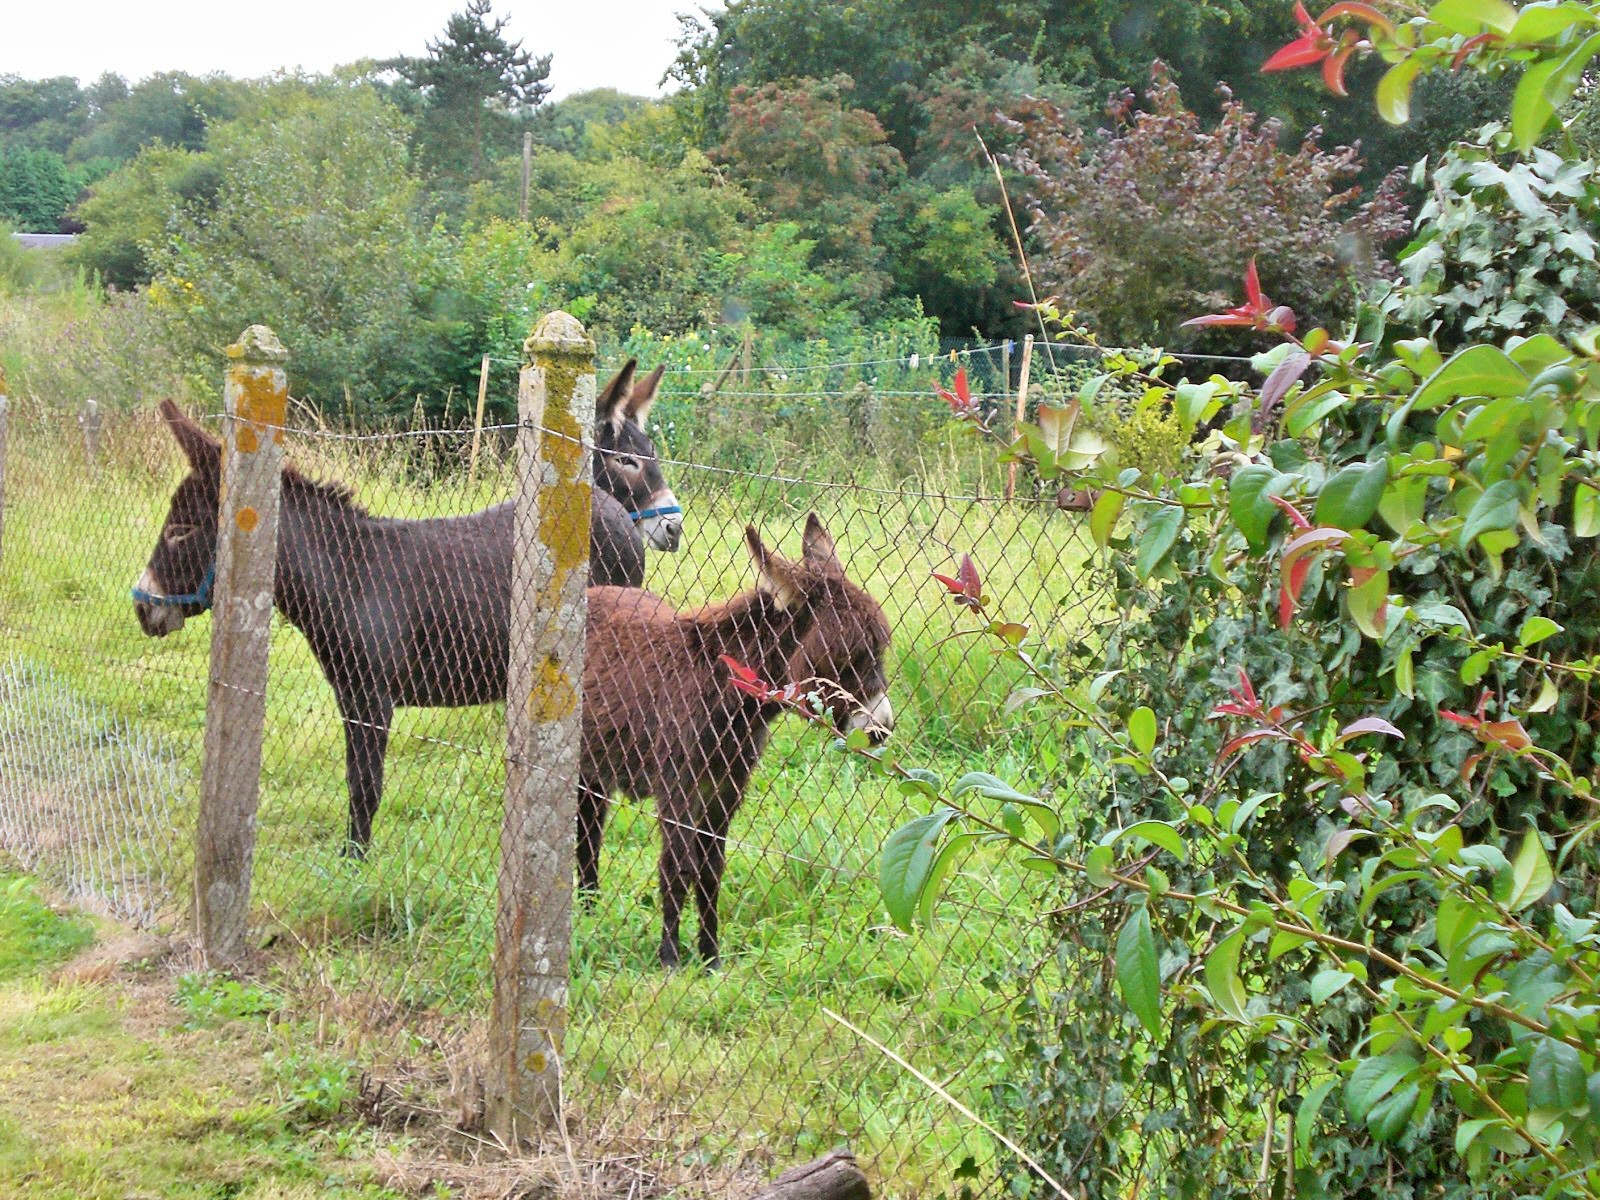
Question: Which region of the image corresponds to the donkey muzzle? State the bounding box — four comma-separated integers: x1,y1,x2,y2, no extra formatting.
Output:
847,692,895,744
636,492,684,552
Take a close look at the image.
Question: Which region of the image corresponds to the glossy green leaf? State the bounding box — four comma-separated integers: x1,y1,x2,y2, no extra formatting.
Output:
1576,484,1600,538
1460,479,1523,550
1376,57,1424,126
1129,706,1157,756
1527,1038,1587,1112
1089,489,1125,548
1116,905,1162,1037
1368,1083,1421,1143
1296,1078,1337,1161
1413,345,1528,410
879,808,957,933
918,831,981,927
1309,969,1355,1005
1135,504,1184,580
1315,460,1389,531
1518,615,1562,647
1428,0,1517,34
1205,930,1248,1021
1345,1053,1417,1123
1504,827,1554,912
1230,465,1283,552
1115,820,1188,862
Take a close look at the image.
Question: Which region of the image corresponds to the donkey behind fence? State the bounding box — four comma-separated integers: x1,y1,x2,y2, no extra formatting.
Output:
132,361,681,850
581,515,893,968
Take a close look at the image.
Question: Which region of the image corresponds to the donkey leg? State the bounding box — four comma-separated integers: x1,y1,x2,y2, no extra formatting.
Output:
693,819,730,970
656,805,698,969
340,695,393,856
577,775,610,898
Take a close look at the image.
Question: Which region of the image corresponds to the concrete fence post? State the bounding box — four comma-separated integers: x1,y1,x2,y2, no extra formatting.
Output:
194,326,288,964
488,311,594,1143
78,398,102,475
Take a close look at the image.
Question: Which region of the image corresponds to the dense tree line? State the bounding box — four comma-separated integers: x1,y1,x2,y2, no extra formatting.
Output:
0,0,1516,415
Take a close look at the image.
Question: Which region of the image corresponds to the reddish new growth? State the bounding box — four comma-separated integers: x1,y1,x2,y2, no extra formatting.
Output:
720,656,811,709
1261,2,1394,96
1440,690,1533,779
1182,260,1299,335
936,367,983,423
931,553,986,613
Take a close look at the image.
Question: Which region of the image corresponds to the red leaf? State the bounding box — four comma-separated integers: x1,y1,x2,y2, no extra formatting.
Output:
1438,709,1480,729
720,655,761,685
1181,311,1260,329
1219,728,1290,759
1323,37,1358,94
1278,585,1296,630
931,553,985,612
1263,34,1331,71
1316,1,1395,33
1479,719,1532,753
1243,259,1264,309
1452,32,1500,70
953,366,971,406
1237,668,1257,708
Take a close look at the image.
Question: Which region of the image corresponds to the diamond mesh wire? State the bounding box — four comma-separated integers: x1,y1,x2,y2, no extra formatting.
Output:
0,357,1111,1197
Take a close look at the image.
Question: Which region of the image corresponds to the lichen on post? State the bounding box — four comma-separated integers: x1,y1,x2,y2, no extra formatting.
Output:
194,325,288,965
488,310,595,1144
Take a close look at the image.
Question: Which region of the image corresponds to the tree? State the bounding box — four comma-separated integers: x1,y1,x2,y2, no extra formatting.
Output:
69,72,249,163
714,75,906,305
69,144,220,288
0,147,81,231
1008,67,1409,349
149,88,428,415
0,75,89,155
390,0,551,192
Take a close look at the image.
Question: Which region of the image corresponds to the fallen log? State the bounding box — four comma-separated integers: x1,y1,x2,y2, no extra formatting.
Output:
752,1149,872,1200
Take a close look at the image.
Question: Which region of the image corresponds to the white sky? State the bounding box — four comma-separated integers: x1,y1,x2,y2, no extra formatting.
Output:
0,0,687,100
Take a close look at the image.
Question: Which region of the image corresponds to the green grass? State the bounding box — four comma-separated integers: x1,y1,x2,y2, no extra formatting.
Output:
0,417,1107,1196
0,871,402,1200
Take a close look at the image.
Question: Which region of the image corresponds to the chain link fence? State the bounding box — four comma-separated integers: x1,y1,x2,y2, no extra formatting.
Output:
0,330,1115,1197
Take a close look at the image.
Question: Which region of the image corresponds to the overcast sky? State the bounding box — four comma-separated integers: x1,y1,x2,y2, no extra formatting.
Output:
1,0,688,100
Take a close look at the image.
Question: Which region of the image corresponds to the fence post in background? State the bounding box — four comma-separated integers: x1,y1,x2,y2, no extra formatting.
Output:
468,353,491,494
488,310,595,1144
0,366,8,568
1006,334,1034,502
520,131,533,222
194,325,288,965
78,398,102,476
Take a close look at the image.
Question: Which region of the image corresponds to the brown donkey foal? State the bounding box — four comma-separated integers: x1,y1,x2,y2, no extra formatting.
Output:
580,516,891,968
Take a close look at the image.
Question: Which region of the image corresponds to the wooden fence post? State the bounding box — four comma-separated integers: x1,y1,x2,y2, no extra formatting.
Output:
0,366,8,570
488,311,595,1144
194,326,288,965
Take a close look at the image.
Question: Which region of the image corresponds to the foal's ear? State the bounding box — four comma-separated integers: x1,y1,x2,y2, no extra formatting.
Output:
801,513,841,573
159,400,221,472
596,359,638,428
625,365,665,427
746,525,805,610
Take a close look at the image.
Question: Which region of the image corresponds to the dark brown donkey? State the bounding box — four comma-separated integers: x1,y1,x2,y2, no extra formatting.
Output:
131,362,682,851
579,516,892,968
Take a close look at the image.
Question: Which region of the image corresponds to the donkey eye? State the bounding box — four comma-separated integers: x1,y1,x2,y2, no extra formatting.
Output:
614,455,641,471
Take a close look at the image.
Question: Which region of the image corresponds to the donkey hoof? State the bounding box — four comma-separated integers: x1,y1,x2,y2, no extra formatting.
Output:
340,840,370,861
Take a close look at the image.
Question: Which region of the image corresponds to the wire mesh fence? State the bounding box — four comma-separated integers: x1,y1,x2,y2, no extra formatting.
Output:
0,327,1118,1197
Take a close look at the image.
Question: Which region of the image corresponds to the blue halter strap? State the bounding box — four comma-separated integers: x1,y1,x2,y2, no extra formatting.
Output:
131,564,216,610
629,504,682,523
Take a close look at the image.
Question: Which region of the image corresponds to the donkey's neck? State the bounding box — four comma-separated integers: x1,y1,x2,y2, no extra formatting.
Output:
689,590,818,683
270,482,374,630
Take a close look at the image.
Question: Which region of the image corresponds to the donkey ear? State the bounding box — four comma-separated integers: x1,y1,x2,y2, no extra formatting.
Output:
801,513,841,572
625,365,665,427
596,359,638,428
159,400,221,472
746,525,804,611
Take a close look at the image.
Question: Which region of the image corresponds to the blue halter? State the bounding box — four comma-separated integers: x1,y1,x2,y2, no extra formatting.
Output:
629,504,682,524
131,564,216,610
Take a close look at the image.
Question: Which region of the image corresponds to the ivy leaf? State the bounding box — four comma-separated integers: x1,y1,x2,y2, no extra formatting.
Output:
1315,460,1389,530
879,808,958,933
1116,905,1162,1037
1527,1038,1586,1113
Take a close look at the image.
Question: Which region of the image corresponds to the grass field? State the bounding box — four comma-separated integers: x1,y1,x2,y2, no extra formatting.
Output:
0,410,1110,1196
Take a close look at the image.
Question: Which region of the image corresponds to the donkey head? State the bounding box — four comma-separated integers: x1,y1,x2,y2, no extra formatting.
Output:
594,359,682,552
132,400,223,637
789,515,895,744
